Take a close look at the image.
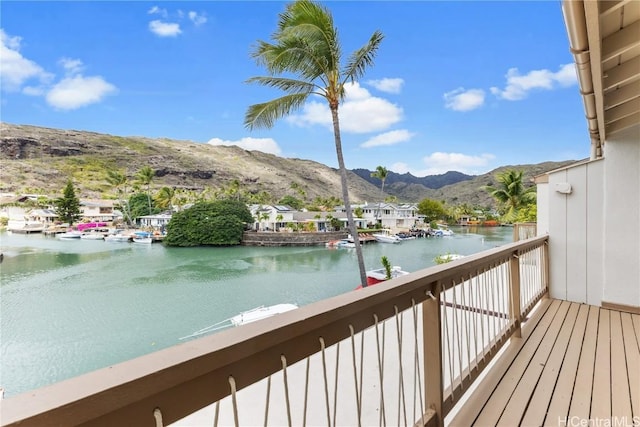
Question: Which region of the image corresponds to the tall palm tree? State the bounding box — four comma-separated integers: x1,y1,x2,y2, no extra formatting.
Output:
484,170,536,222
244,0,383,287
136,166,155,215
371,165,388,223
106,169,131,225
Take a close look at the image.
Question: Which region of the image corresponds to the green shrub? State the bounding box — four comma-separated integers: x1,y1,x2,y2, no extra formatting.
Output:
164,200,253,247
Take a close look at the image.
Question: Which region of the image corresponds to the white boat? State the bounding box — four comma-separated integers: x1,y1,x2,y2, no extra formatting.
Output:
372,229,402,243
230,303,298,326
434,253,465,264
434,225,454,237
326,238,356,248
80,228,110,240
105,234,131,242
179,303,299,340
132,231,152,244
57,230,82,239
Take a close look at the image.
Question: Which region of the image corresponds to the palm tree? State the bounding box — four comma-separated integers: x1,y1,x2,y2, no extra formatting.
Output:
106,169,131,225
136,166,155,214
484,170,536,222
371,165,388,223
244,0,384,287
154,186,175,211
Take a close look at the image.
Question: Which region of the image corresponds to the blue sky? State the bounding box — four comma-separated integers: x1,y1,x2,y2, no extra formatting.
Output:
1,1,589,176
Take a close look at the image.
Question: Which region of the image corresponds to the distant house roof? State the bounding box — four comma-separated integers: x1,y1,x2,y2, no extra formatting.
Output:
80,199,115,207
28,209,58,218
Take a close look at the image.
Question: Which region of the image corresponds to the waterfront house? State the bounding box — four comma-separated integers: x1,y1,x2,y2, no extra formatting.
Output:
335,202,421,230
137,213,173,231
2,2,638,426
80,199,117,223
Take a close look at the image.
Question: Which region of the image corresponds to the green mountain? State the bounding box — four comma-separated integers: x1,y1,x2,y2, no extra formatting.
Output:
0,123,575,208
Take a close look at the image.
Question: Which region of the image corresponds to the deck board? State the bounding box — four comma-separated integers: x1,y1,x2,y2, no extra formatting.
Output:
520,303,584,426
621,312,640,416
472,300,570,426
541,304,590,425
448,300,640,427
610,310,633,418
498,302,578,426
567,304,599,419
591,308,611,419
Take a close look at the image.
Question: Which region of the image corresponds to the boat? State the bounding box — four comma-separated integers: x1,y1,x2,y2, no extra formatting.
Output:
80,228,110,240
132,231,152,244
372,229,402,243
433,225,454,237
179,303,299,340
230,303,298,326
104,230,131,242
356,265,410,289
434,253,465,264
57,230,82,239
326,238,355,248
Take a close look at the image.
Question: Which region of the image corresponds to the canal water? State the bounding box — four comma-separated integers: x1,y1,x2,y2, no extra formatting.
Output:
0,227,513,397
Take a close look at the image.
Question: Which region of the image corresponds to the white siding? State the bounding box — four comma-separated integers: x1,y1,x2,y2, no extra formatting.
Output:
602,128,640,308
536,182,549,235
547,159,604,305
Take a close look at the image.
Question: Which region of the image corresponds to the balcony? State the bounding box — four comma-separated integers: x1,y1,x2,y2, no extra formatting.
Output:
1,235,638,427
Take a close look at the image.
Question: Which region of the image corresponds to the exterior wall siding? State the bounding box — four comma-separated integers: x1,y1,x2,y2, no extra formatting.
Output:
547,159,604,305
603,128,640,308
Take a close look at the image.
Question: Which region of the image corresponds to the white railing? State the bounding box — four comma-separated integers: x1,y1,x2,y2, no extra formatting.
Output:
0,236,548,427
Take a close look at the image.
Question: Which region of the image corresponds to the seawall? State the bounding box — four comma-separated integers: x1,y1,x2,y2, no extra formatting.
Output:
241,231,348,247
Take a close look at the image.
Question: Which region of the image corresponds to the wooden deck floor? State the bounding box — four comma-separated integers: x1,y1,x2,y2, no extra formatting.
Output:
450,298,640,426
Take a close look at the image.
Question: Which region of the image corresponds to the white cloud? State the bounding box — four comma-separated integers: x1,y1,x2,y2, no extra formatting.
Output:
392,152,496,176
148,6,168,18
443,88,485,112
360,129,415,148
287,82,403,133
491,63,577,101
58,57,84,75
0,29,116,109
22,85,45,96
207,137,282,155
149,20,182,37
366,78,404,94
0,29,53,92
46,75,117,110
188,11,207,26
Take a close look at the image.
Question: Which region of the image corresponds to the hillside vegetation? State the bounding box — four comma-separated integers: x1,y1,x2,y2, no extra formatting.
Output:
0,123,575,208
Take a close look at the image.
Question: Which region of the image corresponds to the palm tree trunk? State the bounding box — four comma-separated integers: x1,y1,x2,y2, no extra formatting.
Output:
147,184,152,215
378,180,385,224
330,106,368,287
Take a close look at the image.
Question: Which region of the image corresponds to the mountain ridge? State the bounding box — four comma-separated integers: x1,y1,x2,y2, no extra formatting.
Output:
0,123,575,208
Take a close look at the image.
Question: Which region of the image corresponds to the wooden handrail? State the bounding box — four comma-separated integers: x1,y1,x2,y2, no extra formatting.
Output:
1,235,549,427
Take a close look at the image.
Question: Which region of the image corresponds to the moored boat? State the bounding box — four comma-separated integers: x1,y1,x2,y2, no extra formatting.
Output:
104,230,132,242
57,230,82,239
372,229,402,243
132,231,152,244
356,265,410,289
230,303,299,326
80,228,110,240
179,303,299,340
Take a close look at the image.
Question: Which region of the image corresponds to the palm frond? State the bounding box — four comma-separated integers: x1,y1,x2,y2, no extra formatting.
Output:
342,30,384,83
245,76,318,95
244,93,310,130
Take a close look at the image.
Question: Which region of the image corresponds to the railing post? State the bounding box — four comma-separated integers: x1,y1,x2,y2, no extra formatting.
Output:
509,253,522,338
423,282,443,427
543,239,550,294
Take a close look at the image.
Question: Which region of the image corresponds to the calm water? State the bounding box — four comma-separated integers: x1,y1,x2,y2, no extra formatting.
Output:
0,227,512,397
